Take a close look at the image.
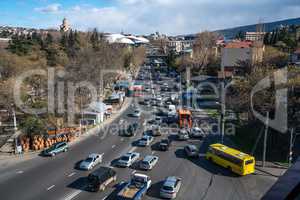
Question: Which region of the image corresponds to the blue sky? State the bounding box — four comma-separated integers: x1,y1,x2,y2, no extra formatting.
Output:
0,0,299,35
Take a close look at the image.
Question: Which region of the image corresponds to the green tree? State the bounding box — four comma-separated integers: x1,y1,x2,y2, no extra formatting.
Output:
20,116,46,136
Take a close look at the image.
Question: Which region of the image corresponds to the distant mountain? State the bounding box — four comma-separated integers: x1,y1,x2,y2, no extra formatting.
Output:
216,17,300,39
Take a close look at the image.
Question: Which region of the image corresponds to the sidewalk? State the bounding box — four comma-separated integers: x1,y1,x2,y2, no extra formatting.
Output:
254,161,288,177
0,97,133,168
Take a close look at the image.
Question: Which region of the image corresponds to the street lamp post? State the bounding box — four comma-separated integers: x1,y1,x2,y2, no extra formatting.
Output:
220,64,225,144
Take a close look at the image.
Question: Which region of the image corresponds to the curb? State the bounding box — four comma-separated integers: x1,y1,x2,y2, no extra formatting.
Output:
0,97,133,162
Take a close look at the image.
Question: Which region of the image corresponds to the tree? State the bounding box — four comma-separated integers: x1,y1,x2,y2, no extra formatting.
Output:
166,50,177,69
181,31,218,74
20,116,46,136
235,31,245,40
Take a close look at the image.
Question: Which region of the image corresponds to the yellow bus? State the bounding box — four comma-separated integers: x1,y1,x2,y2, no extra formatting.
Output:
206,143,255,176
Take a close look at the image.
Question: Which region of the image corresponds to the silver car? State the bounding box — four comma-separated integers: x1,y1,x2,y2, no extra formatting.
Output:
160,176,182,199
79,153,103,170
117,152,140,167
139,135,154,146
184,145,199,158
140,155,159,170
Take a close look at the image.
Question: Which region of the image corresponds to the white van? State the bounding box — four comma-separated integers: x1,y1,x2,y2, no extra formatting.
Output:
168,105,176,116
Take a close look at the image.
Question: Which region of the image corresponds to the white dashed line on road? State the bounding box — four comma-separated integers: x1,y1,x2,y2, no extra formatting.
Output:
16,170,24,174
63,190,82,200
151,151,156,155
131,170,137,174
47,185,55,191
112,145,116,149
68,172,76,177
121,138,124,142
101,196,107,200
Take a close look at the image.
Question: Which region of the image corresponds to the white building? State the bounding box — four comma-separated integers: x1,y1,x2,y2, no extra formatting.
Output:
245,32,265,41
221,41,264,76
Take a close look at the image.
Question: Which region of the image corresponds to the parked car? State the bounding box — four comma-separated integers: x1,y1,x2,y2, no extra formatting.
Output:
139,135,154,146
177,129,189,141
42,142,68,156
79,153,103,170
160,176,182,199
117,152,140,167
189,127,205,139
159,138,171,151
140,155,159,170
184,145,199,158
87,167,117,192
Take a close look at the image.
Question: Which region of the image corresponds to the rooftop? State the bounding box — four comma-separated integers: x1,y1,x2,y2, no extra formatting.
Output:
224,41,253,49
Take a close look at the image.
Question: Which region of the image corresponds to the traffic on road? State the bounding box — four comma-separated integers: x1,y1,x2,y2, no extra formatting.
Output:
0,63,278,200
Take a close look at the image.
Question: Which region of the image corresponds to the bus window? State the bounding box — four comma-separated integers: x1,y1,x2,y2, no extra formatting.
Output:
245,159,254,165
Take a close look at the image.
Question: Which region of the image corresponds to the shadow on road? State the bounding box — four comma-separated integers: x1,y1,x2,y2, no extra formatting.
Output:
131,140,140,147
174,137,239,178
147,181,164,199
150,142,161,151
67,177,90,192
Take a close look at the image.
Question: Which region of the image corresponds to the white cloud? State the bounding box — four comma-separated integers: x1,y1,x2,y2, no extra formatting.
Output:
35,3,61,13
37,1,300,35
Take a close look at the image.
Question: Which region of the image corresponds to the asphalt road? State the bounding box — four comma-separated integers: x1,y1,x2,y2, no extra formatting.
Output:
0,66,278,200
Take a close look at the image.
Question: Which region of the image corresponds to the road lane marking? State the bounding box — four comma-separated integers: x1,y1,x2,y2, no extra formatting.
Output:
63,190,82,200
112,145,116,148
101,196,107,200
68,172,76,177
151,151,155,155
121,138,124,142
131,170,136,174
47,185,55,191
16,170,24,174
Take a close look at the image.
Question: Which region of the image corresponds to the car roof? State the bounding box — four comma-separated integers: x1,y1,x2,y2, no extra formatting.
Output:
164,176,179,187
125,152,133,156
143,155,157,162
88,153,100,158
90,166,115,177
186,145,197,149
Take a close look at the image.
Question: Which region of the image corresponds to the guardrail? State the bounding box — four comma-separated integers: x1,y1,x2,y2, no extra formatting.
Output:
262,157,300,200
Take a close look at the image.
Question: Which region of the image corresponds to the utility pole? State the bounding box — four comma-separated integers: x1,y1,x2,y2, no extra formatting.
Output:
220,81,225,144
12,106,18,154
262,112,269,168
289,128,294,167
220,62,225,144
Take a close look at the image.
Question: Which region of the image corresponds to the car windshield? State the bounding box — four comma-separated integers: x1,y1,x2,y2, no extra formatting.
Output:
85,157,94,163
121,156,130,161
163,186,174,191
141,138,147,141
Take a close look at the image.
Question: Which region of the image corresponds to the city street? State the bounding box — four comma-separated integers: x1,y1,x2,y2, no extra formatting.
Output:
0,65,279,200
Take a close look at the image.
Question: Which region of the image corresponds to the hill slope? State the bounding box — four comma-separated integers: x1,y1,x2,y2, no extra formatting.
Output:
216,17,300,39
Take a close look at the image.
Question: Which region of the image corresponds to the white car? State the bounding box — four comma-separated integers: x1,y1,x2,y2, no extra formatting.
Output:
160,176,182,199
189,127,205,138
117,152,140,167
139,135,154,146
132,109,141,117
140,155,159,170
79,153,103,170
